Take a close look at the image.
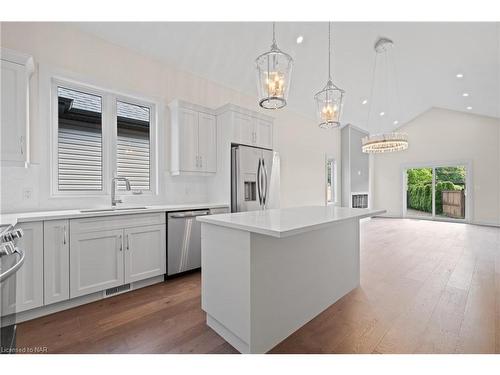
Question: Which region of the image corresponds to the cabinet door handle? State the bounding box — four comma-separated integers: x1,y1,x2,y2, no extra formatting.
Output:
126,234,130,250
119,235,122,251
20,136,24,155
63,225,67,245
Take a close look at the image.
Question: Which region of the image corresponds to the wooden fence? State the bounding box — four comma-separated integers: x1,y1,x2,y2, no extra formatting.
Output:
442,190,465,218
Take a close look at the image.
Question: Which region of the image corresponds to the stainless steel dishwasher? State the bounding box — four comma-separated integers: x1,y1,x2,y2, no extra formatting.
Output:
167,209,210,276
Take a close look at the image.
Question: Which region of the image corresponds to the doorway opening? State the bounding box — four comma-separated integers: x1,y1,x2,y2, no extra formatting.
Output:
403,163,469,222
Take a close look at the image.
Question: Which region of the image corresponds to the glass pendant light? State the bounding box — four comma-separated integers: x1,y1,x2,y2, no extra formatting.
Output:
314,22,345,129
362,38,408,153
256,22,293,109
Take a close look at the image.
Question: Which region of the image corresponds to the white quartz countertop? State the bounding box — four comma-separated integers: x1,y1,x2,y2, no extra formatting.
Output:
0,203,229,227
197,206,386,238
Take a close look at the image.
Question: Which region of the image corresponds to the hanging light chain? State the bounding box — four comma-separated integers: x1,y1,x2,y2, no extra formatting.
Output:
328,22,332,80
272,22,277,48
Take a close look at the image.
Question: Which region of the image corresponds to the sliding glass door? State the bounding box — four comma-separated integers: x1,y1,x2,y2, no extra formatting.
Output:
406,167,433,218
404,164,468,222
435,166,466,220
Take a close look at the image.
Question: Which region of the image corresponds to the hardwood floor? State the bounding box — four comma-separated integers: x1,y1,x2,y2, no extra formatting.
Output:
17,218,500,354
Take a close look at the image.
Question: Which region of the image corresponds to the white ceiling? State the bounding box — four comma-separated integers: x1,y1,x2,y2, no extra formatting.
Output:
72,22,500,132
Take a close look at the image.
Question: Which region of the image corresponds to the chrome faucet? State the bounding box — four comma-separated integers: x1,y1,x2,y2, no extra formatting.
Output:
111,177,131,206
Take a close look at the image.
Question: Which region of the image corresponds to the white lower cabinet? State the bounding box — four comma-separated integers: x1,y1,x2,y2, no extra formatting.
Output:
15,222,44,313
43,220,70,305
4,213,168,317
124,224,166,283
43,220,69,305
69,214,166,298
70,229,125,298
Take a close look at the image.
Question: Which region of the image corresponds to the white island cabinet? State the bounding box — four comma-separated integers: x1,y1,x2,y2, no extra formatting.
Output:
198,205,385,354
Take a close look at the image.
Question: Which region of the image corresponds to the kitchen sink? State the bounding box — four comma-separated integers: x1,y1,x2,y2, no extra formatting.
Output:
80,206,148,213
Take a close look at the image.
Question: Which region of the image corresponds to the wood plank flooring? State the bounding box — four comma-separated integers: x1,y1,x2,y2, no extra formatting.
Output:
17,218,500,354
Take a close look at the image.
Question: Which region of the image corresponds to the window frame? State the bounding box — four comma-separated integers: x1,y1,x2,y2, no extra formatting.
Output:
112,94,157,196
50,77,158,197
325,155,338,206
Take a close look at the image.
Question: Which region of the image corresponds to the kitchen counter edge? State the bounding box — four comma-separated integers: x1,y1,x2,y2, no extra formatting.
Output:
0,203,230,227
197,207,386,238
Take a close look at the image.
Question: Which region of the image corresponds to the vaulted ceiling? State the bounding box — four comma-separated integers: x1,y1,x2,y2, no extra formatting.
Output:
73,22,500,132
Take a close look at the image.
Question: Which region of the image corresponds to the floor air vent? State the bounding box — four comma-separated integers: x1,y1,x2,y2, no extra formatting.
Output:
105,284,131,297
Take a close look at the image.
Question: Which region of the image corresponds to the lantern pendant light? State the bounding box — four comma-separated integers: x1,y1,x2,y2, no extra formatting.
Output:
255,22,293,110
314,22,345,129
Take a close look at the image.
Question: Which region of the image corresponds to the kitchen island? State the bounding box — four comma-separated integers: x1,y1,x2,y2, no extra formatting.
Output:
197,205,385,354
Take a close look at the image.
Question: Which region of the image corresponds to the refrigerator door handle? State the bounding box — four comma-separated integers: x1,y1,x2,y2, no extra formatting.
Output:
257,158,263,207
262,157,268,207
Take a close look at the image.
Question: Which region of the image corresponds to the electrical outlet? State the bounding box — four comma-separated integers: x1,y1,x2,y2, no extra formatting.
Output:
22,188,33,201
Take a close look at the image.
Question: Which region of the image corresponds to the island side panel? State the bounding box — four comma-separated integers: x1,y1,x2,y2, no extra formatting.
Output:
249,218,360,353
200,223,252,353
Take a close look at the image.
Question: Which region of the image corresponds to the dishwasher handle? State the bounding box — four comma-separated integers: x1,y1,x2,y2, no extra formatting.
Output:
169,211,210,219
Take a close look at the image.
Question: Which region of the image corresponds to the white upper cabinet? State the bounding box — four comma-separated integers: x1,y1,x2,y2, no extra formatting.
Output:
197,112,217,173
1,48,34,166
255,118,273,149
217,104,274,149
169,100,217,175
177,107,199,172
234,112,255,145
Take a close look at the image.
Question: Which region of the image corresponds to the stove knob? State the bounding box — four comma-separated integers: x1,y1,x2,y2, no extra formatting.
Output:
12,228,24,239
1,232,13,242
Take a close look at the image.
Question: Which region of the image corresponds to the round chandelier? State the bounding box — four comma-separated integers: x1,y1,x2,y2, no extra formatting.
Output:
255,22,293,110
362,37,408,153
314,22,344,129
362,132,408,153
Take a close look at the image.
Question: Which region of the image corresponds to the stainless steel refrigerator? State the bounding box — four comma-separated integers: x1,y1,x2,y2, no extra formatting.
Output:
231,145,280,212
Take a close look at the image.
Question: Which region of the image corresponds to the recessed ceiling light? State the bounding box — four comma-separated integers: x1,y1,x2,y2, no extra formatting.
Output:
362,99,368,105
462,92,469,97
296,35,304,44
379,111,385,116
393,120,399,125
456,73,464,78
466,106,472,110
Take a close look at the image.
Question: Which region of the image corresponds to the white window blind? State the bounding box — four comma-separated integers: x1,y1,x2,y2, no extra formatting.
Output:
57,87,103,191
55,84,154,195
116,101,150,191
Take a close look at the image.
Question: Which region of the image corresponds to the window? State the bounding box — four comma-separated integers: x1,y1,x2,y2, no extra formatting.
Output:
57,87,103,191
326,156,337,205
116,101,151,190
53,80,156,196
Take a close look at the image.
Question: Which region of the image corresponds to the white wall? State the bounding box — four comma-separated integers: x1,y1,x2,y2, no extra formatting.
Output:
0,22,340,213
372,107,500,225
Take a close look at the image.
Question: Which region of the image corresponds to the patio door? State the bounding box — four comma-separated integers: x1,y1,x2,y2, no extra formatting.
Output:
404,163,468,222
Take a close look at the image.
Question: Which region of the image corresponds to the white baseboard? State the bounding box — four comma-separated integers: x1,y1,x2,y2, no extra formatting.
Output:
470,220,500,228
373,215,500,228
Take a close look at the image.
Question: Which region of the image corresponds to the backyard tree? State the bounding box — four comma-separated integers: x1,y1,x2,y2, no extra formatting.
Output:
407,168,432,186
